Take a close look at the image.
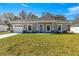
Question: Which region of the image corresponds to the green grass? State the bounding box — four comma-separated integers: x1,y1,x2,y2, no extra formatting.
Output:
0,33,79,56
0,32,10,34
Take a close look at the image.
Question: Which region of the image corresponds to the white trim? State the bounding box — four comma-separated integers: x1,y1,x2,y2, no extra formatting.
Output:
39,24,44,32
52,23,54,30
46,24,51,32
36,23,39,30
57,24,63,32
35,21,69,23
27,24,32,32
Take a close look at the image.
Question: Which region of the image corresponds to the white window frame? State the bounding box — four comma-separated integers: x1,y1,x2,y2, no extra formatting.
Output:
27,24,32,32
46,24,51,32
57,24,62,32
14,24,23,27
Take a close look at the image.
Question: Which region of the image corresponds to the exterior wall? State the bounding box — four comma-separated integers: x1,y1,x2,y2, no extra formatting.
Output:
53,23,57,32
33,23,38,32
23,22,52,33
53,23,68,32
35,22,52,33
23,23,36,33
62,23,68,31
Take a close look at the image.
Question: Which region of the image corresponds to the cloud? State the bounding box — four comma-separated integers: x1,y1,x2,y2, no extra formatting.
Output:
68,6,79,12
65,6,79,15
21,4,29,8
65,12,75,15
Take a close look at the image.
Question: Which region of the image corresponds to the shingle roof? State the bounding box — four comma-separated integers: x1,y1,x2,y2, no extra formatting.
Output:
10,18,69,24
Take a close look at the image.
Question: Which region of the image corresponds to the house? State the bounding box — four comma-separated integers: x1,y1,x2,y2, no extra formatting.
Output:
0,20,8,32
10,16,70,33
70,19,79,33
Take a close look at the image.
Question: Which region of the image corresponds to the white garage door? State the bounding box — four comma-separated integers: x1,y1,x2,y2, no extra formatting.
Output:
71,27,79,33
13,24,23,33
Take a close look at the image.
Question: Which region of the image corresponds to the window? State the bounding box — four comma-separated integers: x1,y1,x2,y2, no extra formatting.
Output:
15,25,23,27
47,25,50,31
28,25,32,30
46,24,51,32
15,25,18,27
27,25,32,32
58,25,62,31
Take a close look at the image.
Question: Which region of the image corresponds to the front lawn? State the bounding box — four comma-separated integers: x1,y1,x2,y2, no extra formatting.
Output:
0,34,79,56
0,32,10,34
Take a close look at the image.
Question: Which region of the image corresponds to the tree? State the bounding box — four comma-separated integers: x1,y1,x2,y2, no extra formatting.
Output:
41,12,54,18
13,16,20,20
19,10,27,19
0,12,19,23
0,13,17,30
3,19,11,30
27,12,38,19
2,13,15,20
54,15,67,21
72,14,79,23
74,14,79,20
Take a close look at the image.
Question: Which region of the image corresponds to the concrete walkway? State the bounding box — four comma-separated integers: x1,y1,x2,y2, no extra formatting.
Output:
0,33,19,39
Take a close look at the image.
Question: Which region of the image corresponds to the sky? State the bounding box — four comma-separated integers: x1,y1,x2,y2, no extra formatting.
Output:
0,3,79,20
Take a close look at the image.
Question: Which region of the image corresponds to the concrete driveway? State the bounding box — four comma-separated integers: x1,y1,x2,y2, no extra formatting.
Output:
0,33,19,39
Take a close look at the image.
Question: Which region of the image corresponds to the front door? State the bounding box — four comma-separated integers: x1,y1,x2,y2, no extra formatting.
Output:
39,24,44,33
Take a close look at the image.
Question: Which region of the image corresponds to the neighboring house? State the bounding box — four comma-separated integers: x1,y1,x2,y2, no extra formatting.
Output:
0,20,8,32
10,18,70,33
70,21,79,33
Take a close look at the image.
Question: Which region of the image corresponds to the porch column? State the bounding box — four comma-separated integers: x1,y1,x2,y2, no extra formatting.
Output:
52,23,54,30
36,22,39,32
51,22,54,32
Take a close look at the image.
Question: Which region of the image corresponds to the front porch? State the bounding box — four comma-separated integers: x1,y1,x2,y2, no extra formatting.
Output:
23,22,66,33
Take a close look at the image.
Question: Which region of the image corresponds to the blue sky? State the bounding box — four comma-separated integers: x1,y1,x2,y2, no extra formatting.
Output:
0,3,79,20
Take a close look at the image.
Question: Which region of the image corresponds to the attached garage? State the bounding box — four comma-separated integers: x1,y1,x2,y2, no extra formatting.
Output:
13,24,23,33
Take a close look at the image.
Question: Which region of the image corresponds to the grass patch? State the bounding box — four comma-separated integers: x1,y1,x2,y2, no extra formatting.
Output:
0,32,10,34
0,34,79,56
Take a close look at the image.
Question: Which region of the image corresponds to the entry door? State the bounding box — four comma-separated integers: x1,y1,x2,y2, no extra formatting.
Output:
39,24,44,33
